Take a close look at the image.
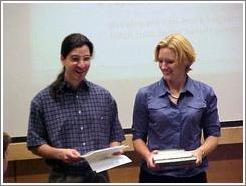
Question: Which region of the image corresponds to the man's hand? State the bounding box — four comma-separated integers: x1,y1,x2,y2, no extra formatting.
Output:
56,148,81,164
110,141,124,155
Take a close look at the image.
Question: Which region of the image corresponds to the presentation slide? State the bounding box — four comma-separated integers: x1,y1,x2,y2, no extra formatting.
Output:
2,2,243,137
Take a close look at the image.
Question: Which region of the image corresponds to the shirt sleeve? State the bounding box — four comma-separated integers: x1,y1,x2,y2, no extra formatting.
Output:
109,97,125,142
202,87,221,139
26,99,48,149
132,88,149,142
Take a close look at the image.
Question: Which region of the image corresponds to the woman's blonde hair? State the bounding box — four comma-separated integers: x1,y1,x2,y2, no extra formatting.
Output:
154,33,196,72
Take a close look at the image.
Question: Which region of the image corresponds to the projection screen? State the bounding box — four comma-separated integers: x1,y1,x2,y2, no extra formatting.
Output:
2,2,244,137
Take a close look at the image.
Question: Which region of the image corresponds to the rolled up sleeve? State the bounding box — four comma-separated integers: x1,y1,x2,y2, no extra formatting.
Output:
109,98,125,142
202,87,221,139
132,88,149,142
27,100,48,149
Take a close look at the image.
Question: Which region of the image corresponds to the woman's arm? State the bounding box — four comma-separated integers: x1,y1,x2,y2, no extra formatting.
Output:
133,139,157,169
192,136,219,165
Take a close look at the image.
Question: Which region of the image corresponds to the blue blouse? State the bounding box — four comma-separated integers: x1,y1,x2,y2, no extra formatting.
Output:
132,76,220,177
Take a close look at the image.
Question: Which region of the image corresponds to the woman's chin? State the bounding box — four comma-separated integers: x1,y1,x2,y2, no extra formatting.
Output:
163,76,171,81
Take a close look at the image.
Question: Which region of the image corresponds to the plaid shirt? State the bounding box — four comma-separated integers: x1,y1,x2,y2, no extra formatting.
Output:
27,80,125,173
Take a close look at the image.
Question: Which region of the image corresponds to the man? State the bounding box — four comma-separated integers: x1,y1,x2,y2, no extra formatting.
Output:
27,33,125,183
3,132,11,181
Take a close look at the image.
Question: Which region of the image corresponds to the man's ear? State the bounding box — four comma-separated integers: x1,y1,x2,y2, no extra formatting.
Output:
60,55,65,65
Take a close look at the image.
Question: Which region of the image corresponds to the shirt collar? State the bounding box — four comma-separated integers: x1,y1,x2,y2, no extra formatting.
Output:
157,75,196,97
60,79,89,93
182,76,196,96
157,78,168,97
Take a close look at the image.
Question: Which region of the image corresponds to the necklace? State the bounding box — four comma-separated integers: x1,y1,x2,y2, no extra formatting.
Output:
169,94,179,99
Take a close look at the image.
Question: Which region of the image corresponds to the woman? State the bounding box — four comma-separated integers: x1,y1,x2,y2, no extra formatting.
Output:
132,33,220,183
27,33,125,183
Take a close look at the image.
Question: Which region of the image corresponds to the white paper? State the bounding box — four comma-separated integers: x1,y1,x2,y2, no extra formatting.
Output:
80,145,132,173
87,154,132,173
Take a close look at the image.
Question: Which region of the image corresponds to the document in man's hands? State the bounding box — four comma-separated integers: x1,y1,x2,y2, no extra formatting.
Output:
80,145,132,173
153,149,196,166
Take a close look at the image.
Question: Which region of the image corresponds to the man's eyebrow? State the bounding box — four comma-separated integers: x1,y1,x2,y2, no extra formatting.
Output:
70,54,90,57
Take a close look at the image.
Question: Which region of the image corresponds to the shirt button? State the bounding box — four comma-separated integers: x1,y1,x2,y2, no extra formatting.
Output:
76,95,79,98
83,142,86,146
78,110,81,114
101,116,104,119
80,126,83,130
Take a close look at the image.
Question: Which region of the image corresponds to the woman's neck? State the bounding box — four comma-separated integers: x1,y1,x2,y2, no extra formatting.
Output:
166,75,187,95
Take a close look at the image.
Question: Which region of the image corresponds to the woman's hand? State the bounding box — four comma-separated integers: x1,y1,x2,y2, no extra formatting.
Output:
145,150,160,170
192,148,204,166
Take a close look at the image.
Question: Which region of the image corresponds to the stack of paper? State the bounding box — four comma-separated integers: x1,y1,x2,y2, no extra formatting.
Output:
81,145,132,173
153,149,196,166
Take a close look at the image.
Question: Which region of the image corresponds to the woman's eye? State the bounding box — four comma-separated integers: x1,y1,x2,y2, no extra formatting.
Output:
158,59,174,64
166,60,174,64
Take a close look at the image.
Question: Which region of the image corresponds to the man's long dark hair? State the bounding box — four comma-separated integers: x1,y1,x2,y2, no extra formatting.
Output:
50,33,94,100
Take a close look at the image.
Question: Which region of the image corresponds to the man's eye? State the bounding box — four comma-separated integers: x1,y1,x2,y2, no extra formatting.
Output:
83,57,90,61
71,57,80,62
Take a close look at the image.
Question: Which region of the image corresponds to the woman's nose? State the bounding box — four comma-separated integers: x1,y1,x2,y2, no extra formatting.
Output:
160,61,167,69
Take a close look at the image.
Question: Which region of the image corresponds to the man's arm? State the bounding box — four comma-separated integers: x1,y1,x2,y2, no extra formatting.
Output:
30,144,81,164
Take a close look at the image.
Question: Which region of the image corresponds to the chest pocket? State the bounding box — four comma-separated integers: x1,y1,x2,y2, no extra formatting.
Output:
186,101,206,110
93,112,111,146
92,107,111,133
148,102,169,110
46,113,77,147
184,101,207,124
148,102,171,126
